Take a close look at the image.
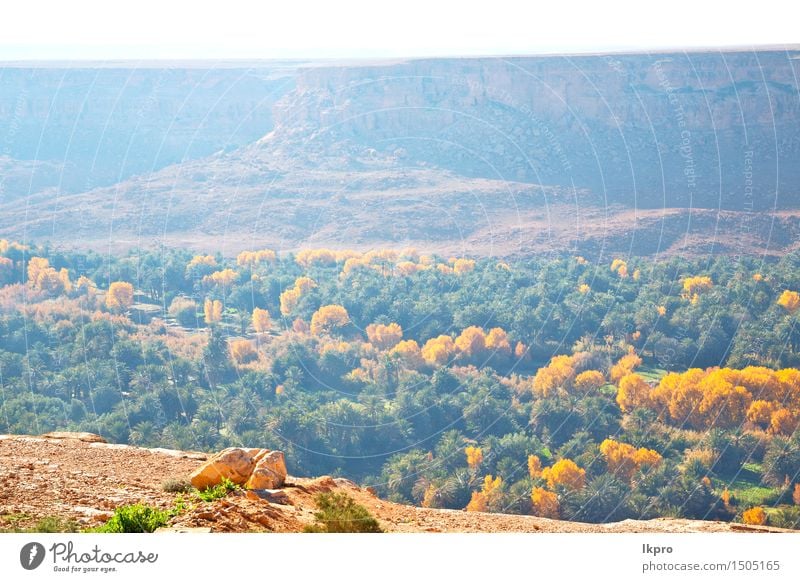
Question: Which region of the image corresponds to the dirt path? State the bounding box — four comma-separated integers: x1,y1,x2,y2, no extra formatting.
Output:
0,433,790,533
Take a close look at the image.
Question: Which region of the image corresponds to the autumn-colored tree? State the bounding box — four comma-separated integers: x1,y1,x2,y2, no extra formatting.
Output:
485,327,512,357
204,298,223,325
682,275,713,304
187,254,217,268
777,290,800,314
252,307,271,334
793,483,800,506
421,335,456,367
528,455,542,479
366,322,403,350
229,339,258,365
236,249,276,267
453,258,476,274
295,248,339,267
610,351,642,382
574,370,605,393
770,408,797,435
578,283,590,294
279,288,300,315
747,400,776,429
74,275,96,297
742,506,767,526
533,354,576,397
514,341,528,360
465,491,488,512
27,257,71,295
310,304,350,336
455,326,487,358
696,372,752,428
599,438,662,482
541,458,586,491
656,305,667,316
531,487,560,519
106,281,134,312
279,276,317,315
203,268,238,288
465,446,483,470
388,339,424,369
616,373,651,412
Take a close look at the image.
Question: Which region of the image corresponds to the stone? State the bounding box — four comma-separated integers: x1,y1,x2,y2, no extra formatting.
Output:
41,432,107,443
244,451,287,490
189,447,258,489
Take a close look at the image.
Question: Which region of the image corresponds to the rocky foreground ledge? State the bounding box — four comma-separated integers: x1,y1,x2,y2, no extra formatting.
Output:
0,433,792,533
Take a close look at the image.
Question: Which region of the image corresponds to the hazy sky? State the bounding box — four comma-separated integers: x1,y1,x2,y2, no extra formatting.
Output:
0,0,796,60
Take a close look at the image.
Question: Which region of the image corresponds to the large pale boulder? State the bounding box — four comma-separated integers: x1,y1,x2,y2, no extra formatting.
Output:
190,447,258,489
245,451,287,490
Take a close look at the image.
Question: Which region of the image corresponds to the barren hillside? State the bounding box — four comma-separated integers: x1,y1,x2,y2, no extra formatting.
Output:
0,433,791,533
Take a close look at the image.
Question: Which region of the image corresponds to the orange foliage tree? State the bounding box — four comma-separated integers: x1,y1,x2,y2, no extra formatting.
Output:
366,322,403,350
532,354,576,397
742,506,767,526
541,459,586,491
105,281,134,312
310,304,350,336
531,487,560,519
236,249,276,267
485,327,512,357
616,373,651,412
421,335,456,367
455,326,487,358
204,298,223,325
229,339,258,365
27,257,71,295
778,290,800,314
390,339,424,369
610,351,642,383
465,446,483,470
252,307,271,334
574,370,606,393
599,439,662,482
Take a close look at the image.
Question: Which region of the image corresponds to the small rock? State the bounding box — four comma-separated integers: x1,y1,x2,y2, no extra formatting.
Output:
42,431,107,443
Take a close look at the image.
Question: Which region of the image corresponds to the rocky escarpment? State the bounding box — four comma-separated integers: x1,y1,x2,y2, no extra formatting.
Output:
267,50,800,210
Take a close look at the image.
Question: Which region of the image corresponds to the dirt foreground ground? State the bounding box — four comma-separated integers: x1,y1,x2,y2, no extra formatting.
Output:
0,433,792,533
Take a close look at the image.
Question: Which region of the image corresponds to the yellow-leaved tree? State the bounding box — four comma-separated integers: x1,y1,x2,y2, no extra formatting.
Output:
778,290,800,314
421,335,456,367
465,446,483,470
310,304,350,336
541,459,586,491
204,298,223,325
106,281,134,312
531,487,560,519
252,307,271,334
366,322,403,350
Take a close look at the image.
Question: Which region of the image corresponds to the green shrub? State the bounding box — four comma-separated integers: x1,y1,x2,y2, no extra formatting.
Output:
304,492,382,533
195,477,239,502
93,504,170,533
0,516,79,533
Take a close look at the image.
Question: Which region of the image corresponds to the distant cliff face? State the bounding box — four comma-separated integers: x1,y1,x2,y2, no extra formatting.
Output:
2,51,799,255
0,64,296,199
271,51,800,209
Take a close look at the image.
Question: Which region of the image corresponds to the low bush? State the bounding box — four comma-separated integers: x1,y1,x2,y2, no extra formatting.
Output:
304,492,382,533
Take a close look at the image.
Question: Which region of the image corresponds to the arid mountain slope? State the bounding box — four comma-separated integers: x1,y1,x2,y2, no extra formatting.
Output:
1,49,799,256
0,433,790,533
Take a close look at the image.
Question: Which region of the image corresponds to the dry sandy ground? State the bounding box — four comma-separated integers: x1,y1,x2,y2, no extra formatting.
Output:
0,433,791,533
